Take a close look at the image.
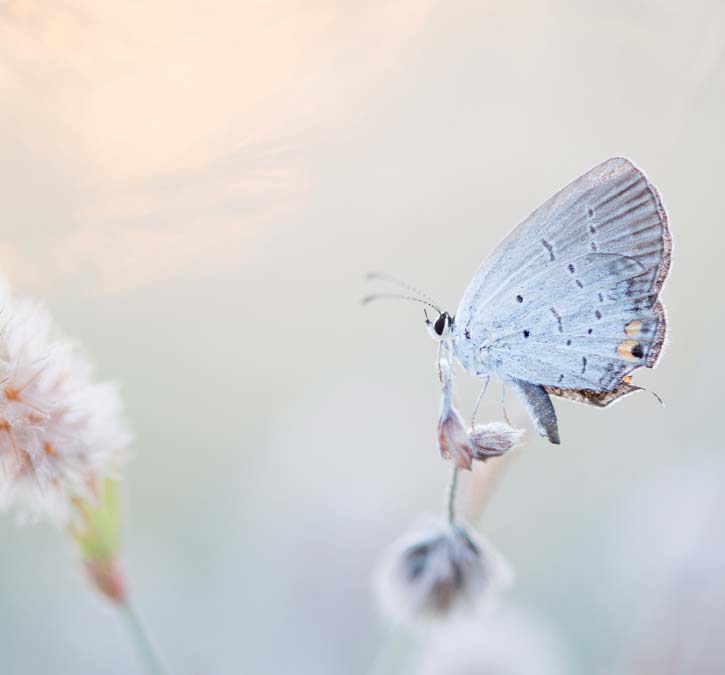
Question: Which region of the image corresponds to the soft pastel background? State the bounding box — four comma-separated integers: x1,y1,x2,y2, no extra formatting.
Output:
1,1,724,673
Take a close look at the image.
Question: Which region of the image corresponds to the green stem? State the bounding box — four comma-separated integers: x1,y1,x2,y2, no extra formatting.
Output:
120,601,170,675
447,465,459,524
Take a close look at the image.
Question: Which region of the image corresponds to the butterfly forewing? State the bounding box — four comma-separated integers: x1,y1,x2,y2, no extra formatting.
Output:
454,157,671,399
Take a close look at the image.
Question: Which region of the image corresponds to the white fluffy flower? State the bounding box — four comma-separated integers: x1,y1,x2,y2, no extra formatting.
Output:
375,520,513,622
0,282,129,524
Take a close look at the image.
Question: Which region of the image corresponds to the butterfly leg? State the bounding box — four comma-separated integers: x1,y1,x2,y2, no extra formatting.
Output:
506,378,560,445
436,340,443,382
470,375,490,429
500,382,512,426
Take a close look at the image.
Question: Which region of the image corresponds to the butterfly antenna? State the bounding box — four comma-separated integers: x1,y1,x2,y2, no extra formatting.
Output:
361,292,442,314
366,272,439,307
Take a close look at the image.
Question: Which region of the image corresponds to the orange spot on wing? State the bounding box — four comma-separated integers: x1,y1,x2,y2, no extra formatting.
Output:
617,339,640,361
625,320,642,337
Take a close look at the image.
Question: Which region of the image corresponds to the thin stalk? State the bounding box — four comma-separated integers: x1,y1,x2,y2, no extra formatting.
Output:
120,601,170,675
447,465,459,524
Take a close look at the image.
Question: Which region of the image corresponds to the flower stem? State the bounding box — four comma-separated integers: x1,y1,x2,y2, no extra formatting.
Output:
120,601,170,675
447,465,459,524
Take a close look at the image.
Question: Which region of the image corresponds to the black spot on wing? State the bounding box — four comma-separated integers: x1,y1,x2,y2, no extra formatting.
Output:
549,307,563,333
541,239,555,261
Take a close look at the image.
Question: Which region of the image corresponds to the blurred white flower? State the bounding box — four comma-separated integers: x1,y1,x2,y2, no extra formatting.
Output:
469,422,525,462
375,520,513,622
0,281,129,523
417,606,570,675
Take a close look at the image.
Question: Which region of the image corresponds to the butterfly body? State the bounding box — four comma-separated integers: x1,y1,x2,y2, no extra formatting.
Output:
367,157,671,447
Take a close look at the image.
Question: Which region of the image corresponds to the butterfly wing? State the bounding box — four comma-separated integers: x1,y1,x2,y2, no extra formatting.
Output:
454,157,671,438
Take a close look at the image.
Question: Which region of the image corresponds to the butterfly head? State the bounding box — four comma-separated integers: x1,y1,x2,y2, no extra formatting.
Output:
425,310,454,341
363,273,452,341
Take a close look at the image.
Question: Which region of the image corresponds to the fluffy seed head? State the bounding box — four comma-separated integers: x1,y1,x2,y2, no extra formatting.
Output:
469,422,525,461
375,520,513,622
0,282,130,524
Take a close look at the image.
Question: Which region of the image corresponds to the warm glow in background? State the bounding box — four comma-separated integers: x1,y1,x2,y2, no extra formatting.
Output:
1,1,724,673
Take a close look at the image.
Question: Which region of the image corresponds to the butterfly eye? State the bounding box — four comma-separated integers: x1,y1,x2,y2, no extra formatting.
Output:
434,314,448,336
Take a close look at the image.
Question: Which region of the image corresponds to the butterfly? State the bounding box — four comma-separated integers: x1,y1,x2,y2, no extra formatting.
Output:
367,157,671,445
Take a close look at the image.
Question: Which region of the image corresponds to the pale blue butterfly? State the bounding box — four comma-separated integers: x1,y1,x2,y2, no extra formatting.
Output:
367,157,672,444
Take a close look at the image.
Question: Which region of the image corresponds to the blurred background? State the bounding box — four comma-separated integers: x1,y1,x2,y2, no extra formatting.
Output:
0,1,724,673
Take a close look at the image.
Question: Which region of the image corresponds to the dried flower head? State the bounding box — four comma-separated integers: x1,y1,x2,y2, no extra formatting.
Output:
438,360,473,470
375,520,513,622
438,361,522,468
0,282,129,523
469,422,525,461
438,403,473,470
